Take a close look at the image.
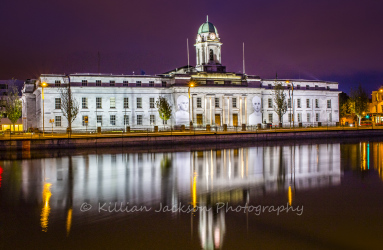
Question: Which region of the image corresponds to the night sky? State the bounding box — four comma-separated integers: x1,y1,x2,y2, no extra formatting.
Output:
1,0,382,94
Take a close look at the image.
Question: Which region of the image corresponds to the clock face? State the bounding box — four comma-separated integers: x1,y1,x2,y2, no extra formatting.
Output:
209,33,216,40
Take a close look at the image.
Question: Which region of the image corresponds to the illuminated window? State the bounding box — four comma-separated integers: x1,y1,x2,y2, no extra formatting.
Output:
149,81,154,87
110,115,116,125
55,98,61,109
97,115,102,126
327,100,331,108
96,80,101,86
124,98,129,108
232,98,237,108
137,115,142,125
268,113,273,123
82,97,88,109
315,99,319,108
55,116,61,127
150,115,155,125
136,81,141,87
307,113,311,122
215,98,219,108
306,99,310,108
82,115,88,126
297,99,301,108
82,80,88,86
137,98,142,108
96,97,102,109
110,97,116,109
197,97,202,108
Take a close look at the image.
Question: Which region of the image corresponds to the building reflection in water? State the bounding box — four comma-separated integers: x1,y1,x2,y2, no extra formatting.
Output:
1,142,351,248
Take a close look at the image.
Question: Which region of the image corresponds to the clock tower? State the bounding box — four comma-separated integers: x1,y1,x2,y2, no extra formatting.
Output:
195,17,226,72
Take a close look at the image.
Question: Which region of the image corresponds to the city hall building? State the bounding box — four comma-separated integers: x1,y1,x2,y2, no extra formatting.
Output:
22,20,340,132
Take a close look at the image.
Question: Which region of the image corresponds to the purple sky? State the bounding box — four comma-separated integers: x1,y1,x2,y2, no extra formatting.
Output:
1,0,382,94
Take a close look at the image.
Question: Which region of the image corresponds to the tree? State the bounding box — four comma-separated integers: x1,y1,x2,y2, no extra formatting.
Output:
59,78,79,132
273,82,288,126
339,92,351,118
350,84,369,126
4,80,22,132
156,96,172,126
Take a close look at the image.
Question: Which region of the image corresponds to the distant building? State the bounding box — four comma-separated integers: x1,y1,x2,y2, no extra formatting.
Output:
369,87,383,124
22,19,340,132
0,79,24,132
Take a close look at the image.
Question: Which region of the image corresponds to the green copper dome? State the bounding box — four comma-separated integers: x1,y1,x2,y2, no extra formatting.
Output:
198,22,218,34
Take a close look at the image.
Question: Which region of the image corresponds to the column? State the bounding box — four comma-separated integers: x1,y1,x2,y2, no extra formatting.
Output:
244,96,247,125
222,96,225,125
228,97,232,126
209,97,212,125
240,97,242,124
212,96,215,125
204,95,207,125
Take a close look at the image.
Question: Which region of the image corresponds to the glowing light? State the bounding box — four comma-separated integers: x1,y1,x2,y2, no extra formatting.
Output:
41,183,52,232
288,186,292,206
66,208,72,236
41,82,48,87
192,172,197,208
0,166,3,188
367,143,370,170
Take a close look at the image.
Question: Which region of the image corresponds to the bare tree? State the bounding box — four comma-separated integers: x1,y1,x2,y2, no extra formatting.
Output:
273,82,288,126
156,96,172,126
60,76,79,132
4,79,22,132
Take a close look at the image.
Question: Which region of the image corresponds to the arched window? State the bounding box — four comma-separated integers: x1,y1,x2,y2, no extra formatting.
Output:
209,49,214,61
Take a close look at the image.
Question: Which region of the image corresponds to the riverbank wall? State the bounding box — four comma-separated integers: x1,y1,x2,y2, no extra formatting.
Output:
1,129,383,151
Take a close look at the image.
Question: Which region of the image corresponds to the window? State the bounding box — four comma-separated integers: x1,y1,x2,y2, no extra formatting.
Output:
124,98,129,108
110,97,116,108
268,98,272,108
328,113,332,122
96,80,101,86
162,81,166,87
110,80,115,86
55,116,61,127
136,81,141,87
123,81,128,87
124,115,129,125
137,98,142,108
215,98,219,108
297,99,301,108
268,84,272,89
288,99,291,108
96,97,102,109
137,115,143,125
82,80,88,86
298,113,302,123
315,99,319,108
97,115,102,126
288,113,292,123
232,98,237,108
268,113,273,123
150,98,155,108
81,97,88,109
55,98,61,109
150,115,155,125
55,80,61,87
316,113,319,122
327,100,331,108
110,115,116,125
82,115,88,126
327,86,330,90
307,113,311,122
306,99,310,108
297,85,301,89
149,81,154,87
306,85,310,89
197,97,202,108
315,85,319,90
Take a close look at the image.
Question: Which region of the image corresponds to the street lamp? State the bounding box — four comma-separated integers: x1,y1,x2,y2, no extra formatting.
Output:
41,82,48,136
188,81,196,126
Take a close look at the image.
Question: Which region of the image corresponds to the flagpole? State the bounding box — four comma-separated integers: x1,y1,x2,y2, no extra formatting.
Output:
187,38,189,72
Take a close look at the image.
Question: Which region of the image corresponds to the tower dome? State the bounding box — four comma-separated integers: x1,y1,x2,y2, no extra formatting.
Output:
198,22,218,35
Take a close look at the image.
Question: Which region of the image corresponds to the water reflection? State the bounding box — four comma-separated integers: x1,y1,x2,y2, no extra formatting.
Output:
1,142,348,249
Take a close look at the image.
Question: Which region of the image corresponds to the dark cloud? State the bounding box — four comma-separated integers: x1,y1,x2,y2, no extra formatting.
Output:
1,0,382,93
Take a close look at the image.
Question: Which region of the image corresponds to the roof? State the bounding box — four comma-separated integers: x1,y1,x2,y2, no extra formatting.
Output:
198,22,218,34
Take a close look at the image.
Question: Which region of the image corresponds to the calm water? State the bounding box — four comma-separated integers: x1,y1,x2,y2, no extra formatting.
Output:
1,139,383,249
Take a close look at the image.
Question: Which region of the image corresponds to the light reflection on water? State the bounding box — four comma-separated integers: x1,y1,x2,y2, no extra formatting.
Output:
1,141,383,249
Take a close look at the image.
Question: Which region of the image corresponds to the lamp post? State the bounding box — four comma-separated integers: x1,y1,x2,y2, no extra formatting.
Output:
188,82,195,126
41,82,48,136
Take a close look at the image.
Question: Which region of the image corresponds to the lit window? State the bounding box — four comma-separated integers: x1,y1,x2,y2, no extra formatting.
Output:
97,115,102,126
197,97,202,108
137,98,142,108
110,97,116,109
55,98,61,109
82,115,88,126
232,98,237,108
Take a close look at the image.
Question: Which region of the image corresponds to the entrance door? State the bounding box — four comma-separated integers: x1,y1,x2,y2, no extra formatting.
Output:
233,114,238,127
215,114,221,126
197,114,203,125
